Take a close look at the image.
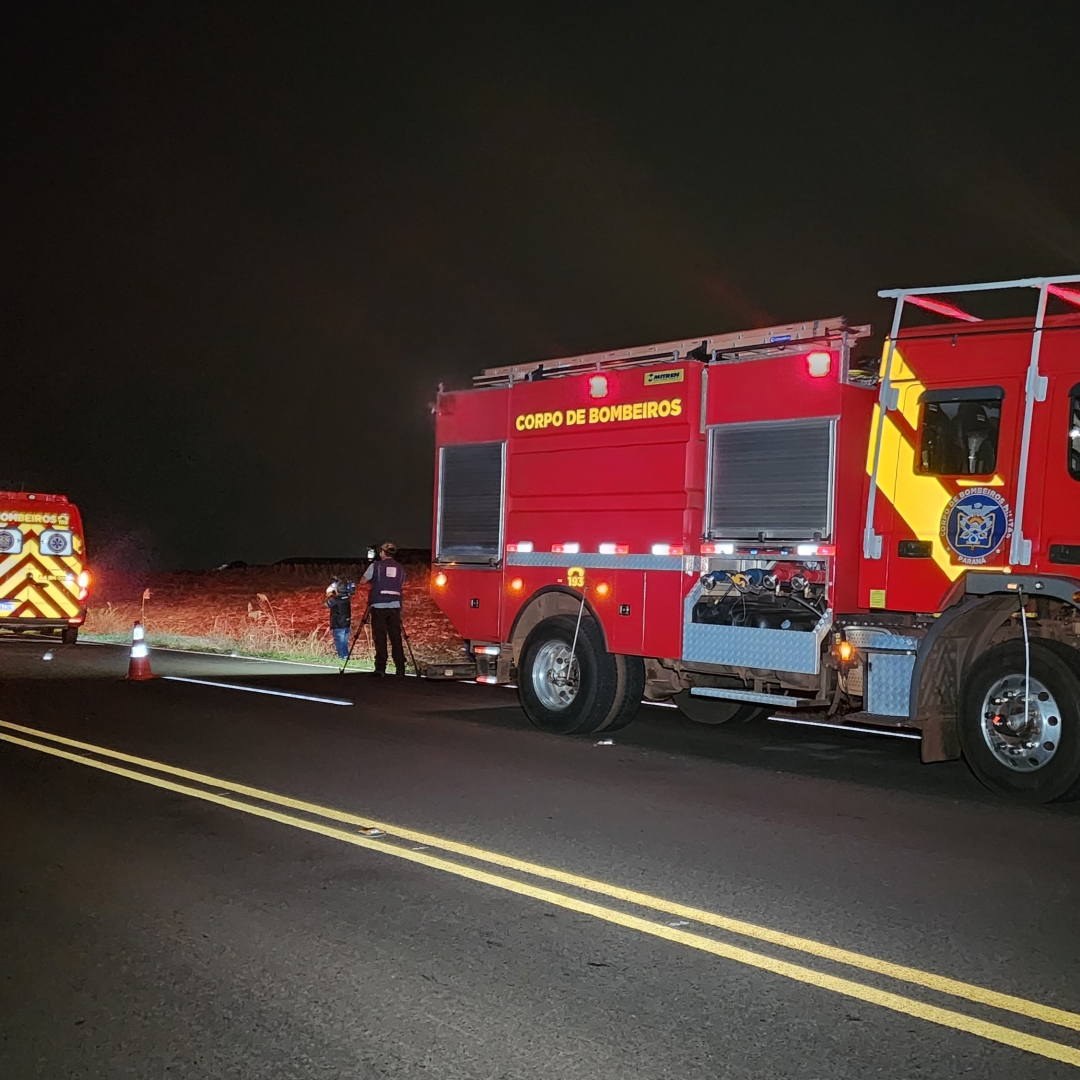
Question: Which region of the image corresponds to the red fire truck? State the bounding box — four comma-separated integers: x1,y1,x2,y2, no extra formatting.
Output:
429,275,1080,802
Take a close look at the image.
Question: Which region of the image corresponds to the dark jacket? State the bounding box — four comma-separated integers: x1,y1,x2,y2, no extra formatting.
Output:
326,593,351,630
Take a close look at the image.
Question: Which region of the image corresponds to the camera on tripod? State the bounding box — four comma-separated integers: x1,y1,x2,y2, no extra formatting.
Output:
330,578,357,597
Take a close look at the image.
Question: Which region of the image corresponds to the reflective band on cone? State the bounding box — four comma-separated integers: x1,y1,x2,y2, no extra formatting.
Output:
126,621,158,681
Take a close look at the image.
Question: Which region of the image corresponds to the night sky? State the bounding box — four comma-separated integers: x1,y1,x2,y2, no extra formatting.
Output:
4,4,1078,569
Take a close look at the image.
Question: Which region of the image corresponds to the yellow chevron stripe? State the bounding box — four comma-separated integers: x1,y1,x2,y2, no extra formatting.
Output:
0,530,83,616
866,345,1001,584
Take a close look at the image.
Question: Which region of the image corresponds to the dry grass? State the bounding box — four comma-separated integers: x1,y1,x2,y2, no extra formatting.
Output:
83,564,466,667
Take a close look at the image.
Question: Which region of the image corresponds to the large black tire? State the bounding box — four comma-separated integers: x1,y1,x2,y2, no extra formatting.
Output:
674,690,768,725
61,627,79,645
518,615,639,735
595,654,645,732
959,639,1080,803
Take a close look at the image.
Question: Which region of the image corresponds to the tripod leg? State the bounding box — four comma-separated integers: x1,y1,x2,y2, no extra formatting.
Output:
339,605,371,674
400,621,419,676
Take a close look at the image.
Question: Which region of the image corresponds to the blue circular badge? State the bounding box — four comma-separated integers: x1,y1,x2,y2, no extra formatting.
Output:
941,488,1013,565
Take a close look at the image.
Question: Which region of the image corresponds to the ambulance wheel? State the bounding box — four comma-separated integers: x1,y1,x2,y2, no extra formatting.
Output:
61,627,79,645
959,640,1080,803
519,615,632,735
674,691,766,725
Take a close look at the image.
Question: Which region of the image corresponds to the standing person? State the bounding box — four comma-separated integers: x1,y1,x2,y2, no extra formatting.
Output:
362,542,406,676
325,580,353,661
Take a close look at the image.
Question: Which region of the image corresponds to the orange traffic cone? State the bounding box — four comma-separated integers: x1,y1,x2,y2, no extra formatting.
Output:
126,621,158,681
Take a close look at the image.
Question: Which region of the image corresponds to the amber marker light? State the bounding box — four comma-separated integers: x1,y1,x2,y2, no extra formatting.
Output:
594,581,611,598
433,571,448,589
837,640,855,663
509,577,525,593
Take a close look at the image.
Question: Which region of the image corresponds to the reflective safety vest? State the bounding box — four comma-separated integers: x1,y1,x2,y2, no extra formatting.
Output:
369,558,404,606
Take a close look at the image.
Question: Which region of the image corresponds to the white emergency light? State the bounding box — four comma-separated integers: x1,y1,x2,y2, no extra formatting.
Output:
651,543,684,556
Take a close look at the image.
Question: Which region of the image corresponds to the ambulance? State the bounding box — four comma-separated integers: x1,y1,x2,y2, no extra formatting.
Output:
0,492,91,644
429,275,1080,802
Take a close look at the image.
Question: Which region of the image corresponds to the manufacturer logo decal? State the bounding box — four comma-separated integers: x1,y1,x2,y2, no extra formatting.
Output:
941,488,1013,565
645,369,684,385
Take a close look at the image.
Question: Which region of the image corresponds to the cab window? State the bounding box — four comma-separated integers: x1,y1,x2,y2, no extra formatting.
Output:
918,386,1003,476
1069,385,1080,481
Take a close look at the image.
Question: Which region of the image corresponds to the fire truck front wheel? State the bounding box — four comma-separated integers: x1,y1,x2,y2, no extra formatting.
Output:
959,640,1080,803
519,615,635,736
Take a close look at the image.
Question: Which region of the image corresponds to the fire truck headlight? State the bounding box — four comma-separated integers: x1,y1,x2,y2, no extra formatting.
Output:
433,572,448,589
594,581,611,598
807,351,831,377
509,577,524,593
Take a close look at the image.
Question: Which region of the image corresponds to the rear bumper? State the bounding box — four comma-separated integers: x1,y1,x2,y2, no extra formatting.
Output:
0,616,84,632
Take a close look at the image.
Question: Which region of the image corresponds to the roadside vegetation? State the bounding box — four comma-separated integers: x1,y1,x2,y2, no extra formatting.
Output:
82,564,466,668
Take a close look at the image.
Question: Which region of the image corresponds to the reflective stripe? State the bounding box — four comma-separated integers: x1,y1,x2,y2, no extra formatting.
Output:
506,552,684,571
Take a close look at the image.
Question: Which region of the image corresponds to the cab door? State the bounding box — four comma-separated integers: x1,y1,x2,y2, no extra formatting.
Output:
880,379,1023,612
1025,369,1080,572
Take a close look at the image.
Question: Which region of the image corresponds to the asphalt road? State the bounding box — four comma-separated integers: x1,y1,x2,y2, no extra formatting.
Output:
2,638,1080,1079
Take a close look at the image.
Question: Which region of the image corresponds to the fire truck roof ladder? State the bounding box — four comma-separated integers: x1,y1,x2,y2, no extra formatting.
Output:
474,317,871,386
864,273,1080,567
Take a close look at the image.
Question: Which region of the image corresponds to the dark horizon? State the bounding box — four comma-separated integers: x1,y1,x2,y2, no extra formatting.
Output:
4,3,1078,570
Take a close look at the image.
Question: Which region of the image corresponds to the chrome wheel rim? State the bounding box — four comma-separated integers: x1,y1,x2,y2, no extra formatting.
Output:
980,674,1061,772
532,640,579,711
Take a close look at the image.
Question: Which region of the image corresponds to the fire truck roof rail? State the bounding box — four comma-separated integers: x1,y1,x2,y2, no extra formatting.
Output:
474,317,872,385
878,272,1080,300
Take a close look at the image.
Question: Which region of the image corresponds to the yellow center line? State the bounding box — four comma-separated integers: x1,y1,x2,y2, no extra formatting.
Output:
2,718,1079,1067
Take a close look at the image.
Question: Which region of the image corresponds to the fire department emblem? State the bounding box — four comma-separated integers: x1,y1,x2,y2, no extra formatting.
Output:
941,488,1013,565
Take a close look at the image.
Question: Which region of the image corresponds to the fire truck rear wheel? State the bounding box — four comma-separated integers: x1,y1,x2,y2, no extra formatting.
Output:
959,640,1080,803
519,615,629,736
674,691,766,725
61,627,79,645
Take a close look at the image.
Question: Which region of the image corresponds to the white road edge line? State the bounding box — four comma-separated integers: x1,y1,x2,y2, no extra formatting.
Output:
767,715,920,740
77,639,343,671
162,676,353,706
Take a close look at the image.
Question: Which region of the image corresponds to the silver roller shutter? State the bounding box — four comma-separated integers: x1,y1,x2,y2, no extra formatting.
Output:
437,442,505,562
707,417,835,541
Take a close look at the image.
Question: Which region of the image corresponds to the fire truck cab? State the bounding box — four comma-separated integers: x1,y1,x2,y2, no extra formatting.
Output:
0,491,91,643
430,275,1080,802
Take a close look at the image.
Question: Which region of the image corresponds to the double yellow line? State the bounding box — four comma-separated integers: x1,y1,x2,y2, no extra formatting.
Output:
2,717,1079,1067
